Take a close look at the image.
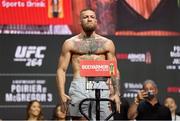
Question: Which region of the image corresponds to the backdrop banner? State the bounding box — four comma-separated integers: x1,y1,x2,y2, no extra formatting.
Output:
0,35,180,120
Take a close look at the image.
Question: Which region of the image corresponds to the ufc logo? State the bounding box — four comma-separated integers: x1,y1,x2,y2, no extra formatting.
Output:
15,46,46,58
14,46,47,67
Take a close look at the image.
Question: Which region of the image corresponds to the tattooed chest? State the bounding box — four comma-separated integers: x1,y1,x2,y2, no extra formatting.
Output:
73,40,106,54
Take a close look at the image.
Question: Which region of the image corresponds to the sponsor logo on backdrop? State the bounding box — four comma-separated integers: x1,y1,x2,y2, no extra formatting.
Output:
14,46,47,67
167,86,180,93
116,51,151,64
5,79,53,102
166,45,180,70
0,0,72,24
123,82,143,98
1,0,46,8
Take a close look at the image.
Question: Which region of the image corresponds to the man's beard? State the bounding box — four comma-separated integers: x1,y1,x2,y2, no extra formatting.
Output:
81,23,96,32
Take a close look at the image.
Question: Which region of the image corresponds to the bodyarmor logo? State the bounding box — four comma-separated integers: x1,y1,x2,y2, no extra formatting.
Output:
116,51,152,64
14,46,47,67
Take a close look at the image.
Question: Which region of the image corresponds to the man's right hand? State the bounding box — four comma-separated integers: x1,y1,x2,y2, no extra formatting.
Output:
135,90,148,104
60,93,71,113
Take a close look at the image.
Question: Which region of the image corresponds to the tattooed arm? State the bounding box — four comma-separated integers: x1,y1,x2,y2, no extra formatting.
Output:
110,70,121,96
105,39,121,112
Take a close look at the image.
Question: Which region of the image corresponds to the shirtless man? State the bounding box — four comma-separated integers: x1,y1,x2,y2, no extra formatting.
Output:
56,8,120,120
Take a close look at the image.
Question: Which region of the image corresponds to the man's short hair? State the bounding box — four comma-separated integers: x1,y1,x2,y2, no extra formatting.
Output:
143,79,158,89
80,8,96,18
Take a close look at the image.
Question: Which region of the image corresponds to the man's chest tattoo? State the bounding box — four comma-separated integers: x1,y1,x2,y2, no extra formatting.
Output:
73,38,106,54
